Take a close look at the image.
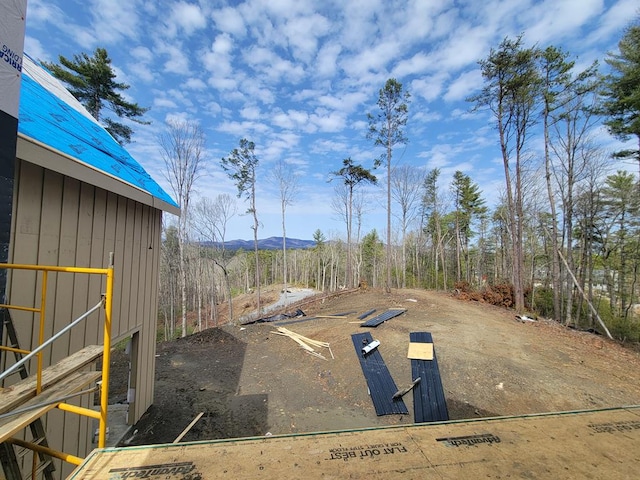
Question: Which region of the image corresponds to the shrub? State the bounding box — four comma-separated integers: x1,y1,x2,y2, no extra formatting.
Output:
530,287,554,318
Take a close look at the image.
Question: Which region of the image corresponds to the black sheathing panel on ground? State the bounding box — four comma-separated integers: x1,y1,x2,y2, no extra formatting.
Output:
410,331,449,423
358,309,377,320
351,332,408,416
360,309,406,327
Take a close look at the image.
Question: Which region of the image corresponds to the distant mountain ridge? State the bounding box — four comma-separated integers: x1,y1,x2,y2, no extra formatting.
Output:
201,236,316,251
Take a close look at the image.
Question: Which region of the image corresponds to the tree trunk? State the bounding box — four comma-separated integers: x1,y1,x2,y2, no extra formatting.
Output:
543,104,562,322
179,235,187,337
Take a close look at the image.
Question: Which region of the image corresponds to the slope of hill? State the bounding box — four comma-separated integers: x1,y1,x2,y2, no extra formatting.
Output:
122,288,640,445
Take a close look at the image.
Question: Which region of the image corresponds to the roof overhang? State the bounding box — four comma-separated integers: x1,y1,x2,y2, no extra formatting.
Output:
17,134,181,216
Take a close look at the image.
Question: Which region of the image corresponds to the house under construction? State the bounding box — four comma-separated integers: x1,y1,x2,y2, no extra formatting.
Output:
0,51,179,479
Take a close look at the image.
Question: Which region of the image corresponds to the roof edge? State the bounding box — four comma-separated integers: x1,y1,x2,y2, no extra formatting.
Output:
17,134,181,216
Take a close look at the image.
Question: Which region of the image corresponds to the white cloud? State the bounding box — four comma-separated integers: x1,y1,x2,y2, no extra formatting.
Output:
88,0,141,44
432,25,492,72
316,91,367,113
211,6,246,36
523,0,604,45
412,109,443,123
315,43,342,78
243,46,306,83
169,1,207,37
444,69,482,102
184,78,208,90
309,108,346,133
411,74,447,102
282,13,332,62
392,0,448,43
241,79,276,104
131,46,154,63
393,52,433,78
202,33,235,76
587,0,639,45
154,98,178,109
339,0,384,51
208,76,240,92
156,42,191,75
217,119,271,137
24,37,48,63
240,105,262,120
24,0,65,26
342,38,403,78
128,63,155,83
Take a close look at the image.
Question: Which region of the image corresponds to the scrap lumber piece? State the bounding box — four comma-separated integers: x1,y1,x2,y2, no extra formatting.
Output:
273,327,333,359
351,332,408,416
173,412,204,443
0,345,103,415
410,332,449,423
360,308,406,328
407,342,433,360
0,370,101,443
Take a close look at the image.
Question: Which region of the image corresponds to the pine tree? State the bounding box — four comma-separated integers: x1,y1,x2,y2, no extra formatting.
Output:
603,18,640,169
222,139,261,316
330,158,377,288
43,47,149,144
368,78,410,293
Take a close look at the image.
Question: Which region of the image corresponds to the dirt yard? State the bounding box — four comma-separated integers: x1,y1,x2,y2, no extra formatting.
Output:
114,287,640,446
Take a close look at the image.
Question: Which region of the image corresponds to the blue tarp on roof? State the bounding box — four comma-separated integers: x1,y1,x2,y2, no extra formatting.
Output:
17,56,178,210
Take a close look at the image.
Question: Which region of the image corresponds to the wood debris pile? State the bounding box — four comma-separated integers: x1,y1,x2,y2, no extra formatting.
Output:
272,327,334,360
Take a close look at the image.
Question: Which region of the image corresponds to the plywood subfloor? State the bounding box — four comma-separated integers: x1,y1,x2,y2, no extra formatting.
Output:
70,406,640,479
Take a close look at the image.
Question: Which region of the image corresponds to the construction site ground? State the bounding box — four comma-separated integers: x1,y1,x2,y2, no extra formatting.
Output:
111,287,640,446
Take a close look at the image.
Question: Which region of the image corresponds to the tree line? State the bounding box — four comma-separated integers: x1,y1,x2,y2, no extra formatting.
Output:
45,20,640,343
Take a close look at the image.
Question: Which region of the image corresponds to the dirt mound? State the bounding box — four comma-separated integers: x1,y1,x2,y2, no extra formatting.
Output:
120,288,640,446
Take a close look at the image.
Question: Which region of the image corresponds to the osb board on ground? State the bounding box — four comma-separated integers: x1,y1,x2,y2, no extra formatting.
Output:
70,406,640,480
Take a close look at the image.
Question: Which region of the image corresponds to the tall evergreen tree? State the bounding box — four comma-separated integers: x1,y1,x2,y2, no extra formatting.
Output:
603,18,640,171
539,46,575,322
222,139,261,317
368,78,410,293
43,48,149,144
422,168,446,289
451,171,486,283
468,36,541,313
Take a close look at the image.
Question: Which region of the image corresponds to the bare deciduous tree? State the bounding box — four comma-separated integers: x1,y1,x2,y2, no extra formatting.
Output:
271,159,299,302
392,164,425,288
160,119,205,337
193,194,237,323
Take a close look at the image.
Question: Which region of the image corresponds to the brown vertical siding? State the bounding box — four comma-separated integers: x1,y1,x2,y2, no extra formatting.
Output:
7,159,162,477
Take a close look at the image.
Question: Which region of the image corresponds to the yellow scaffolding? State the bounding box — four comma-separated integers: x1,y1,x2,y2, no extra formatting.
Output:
0,257,114,471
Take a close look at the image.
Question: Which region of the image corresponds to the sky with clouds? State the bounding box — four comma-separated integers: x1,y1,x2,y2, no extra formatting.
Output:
23,0,638,241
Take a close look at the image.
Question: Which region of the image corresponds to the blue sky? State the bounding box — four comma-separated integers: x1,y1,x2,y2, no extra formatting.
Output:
23,0,637,241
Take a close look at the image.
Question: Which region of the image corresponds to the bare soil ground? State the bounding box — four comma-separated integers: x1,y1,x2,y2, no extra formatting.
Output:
114,287,640,446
